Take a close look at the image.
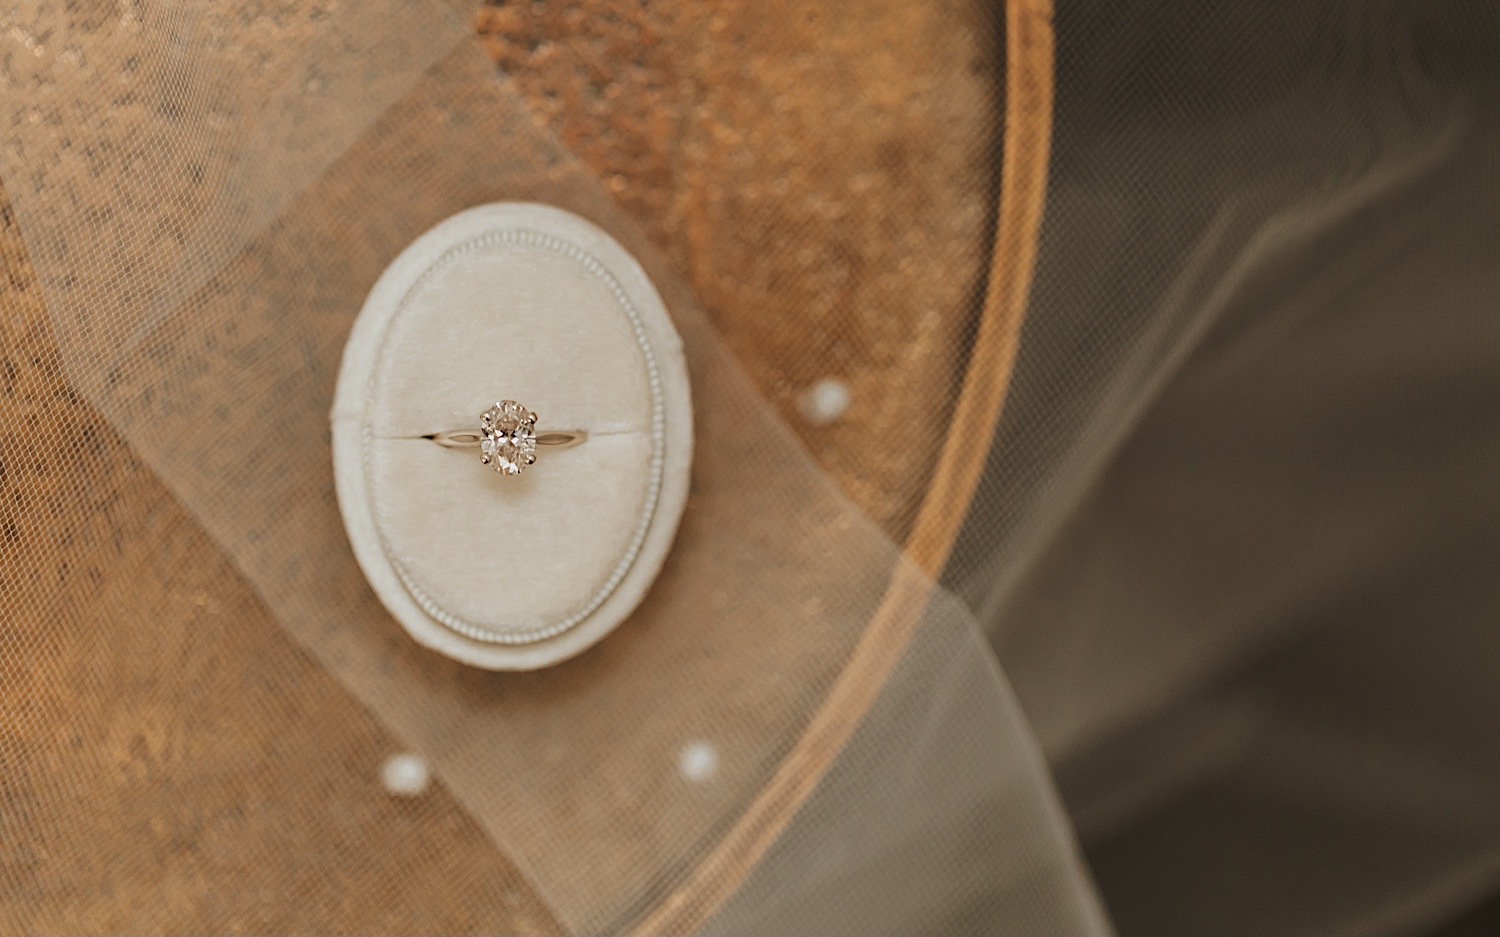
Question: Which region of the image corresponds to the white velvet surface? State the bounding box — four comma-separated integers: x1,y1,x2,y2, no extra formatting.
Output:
369,246,654,634
331,203,692,669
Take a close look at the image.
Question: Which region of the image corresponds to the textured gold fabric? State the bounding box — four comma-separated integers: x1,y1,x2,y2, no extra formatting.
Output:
0,2,1031,932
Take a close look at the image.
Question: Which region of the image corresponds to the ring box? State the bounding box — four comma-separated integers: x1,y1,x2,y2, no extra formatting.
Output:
331,203,693,670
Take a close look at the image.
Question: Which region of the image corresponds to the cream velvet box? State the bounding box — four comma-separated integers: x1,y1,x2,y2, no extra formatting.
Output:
331,203,693,670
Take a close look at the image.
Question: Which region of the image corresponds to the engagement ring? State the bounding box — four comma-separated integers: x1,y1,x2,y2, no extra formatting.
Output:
426,400,587,476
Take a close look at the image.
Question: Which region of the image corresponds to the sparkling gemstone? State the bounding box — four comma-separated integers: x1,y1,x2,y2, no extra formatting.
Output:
479,400,538,475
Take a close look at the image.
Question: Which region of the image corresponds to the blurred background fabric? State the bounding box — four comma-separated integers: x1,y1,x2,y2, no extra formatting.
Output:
1,0,1498,934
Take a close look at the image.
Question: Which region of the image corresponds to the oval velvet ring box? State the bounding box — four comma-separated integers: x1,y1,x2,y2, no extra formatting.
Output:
331,203,693,670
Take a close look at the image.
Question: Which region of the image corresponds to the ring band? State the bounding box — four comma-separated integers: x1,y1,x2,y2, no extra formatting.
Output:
426,430,587,449
425,400,587,476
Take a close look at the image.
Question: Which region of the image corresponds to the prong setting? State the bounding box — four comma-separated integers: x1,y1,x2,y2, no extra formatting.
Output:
478,400,539,475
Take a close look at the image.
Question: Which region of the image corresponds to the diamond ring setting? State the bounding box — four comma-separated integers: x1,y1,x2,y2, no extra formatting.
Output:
426,400,587,476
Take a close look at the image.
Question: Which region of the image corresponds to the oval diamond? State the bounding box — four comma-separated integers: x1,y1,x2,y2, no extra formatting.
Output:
479,400,538,475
